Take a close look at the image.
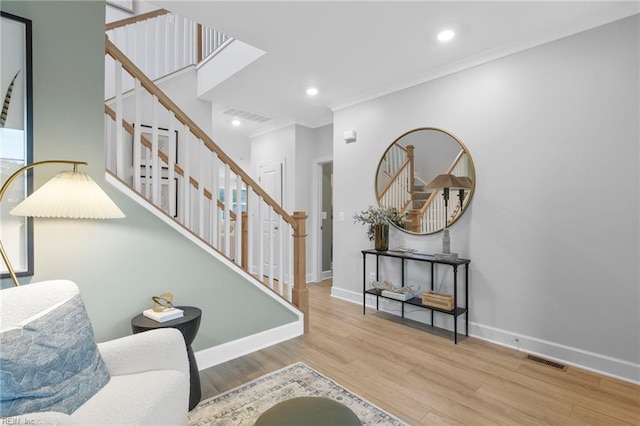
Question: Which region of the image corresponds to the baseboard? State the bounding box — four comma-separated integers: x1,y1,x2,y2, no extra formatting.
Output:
469,322,640,385
321,270,333,280
331,285,640,384
194,321,303,371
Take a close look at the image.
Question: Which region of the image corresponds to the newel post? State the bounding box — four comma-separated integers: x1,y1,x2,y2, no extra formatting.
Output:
409,209,420,233
292,211,309,333
407,144,415,195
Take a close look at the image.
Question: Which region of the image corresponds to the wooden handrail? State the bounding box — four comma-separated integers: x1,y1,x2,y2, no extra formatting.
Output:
104,104,237,220
377,158,411,201
447,149,466,174
394,143,408,153
105,39,296,229
106,9,169,31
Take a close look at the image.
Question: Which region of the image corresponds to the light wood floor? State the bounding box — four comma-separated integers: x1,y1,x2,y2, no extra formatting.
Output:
199,280,639,425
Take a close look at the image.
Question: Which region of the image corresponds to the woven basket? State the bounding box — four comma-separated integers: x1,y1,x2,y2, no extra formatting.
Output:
422,291,454,310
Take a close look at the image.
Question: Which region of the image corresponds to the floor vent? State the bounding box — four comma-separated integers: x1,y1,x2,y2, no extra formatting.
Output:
526,354,567,371
222,107,272,123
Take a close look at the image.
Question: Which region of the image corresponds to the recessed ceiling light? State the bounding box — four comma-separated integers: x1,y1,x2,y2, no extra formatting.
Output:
437,30,455,42
306,87,318,96
231,119,241,127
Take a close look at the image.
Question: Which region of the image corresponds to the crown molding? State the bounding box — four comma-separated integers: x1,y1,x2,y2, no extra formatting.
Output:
329,8,639,112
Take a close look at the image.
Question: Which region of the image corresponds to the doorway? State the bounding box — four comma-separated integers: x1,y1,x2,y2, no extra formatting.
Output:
257,160,284,278
320,162,333,279
313,157,333,282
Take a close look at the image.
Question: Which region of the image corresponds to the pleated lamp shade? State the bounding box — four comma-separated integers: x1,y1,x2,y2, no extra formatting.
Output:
9,171,125,219
425,173,471,190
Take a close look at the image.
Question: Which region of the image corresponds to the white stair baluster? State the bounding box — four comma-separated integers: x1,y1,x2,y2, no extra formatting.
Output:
278,215,284,295
258,195,264,282
268,207,274,289
198,143,206,238
105,115,112,172
151,97,160,206
167,112,176,218
211,153,219,249
288,223,294,302
133,79,142,192
223,164,231,257
115,60,124,179
181,123,191,229
247,188,254,276
235,177,243,264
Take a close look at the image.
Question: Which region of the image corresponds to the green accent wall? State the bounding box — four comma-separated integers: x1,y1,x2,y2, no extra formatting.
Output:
0,0,298,351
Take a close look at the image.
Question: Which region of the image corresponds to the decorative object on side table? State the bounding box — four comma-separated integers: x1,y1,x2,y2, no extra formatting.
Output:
373,279,415,301
422,290,454,310
353,205,407,251
143,292,184,322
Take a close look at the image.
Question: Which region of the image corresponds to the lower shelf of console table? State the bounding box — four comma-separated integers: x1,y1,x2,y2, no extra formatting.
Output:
362,249,470,344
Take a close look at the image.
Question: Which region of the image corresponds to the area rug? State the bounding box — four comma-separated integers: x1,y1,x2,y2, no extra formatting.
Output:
188,362,407,425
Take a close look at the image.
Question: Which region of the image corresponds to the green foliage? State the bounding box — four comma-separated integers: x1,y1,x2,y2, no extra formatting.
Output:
353,206,407,240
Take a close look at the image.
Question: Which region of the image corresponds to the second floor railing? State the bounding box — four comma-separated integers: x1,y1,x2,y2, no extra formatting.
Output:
105,9,233,97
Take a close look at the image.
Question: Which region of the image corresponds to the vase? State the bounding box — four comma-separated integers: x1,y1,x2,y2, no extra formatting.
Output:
374,224,389,251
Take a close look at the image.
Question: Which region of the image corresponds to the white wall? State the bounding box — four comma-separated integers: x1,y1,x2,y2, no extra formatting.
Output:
250,123,334,282
105,0,158,24
333,16,639,382
251,125,295,210
210,121,251,173
313,123,333,159
294,125,314,214
1,0,298,353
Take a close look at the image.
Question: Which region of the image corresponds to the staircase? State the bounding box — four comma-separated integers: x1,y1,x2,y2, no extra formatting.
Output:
378,142,472,234
103,12,309,332
410,178,431,210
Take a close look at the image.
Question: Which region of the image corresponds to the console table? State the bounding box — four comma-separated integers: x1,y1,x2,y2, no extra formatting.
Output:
362,249,470,343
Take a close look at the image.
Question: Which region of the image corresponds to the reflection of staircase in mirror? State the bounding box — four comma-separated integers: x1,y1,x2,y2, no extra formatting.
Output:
378,141,471,234
410,178,431,210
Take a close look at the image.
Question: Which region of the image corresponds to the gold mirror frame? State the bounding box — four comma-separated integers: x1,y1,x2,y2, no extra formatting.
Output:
375,127,476,235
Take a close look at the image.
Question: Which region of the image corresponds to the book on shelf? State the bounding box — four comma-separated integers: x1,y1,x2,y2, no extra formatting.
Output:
381,290,413,301
143,307,184,323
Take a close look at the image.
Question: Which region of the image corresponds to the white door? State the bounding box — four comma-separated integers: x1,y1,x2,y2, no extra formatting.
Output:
258,161,283,280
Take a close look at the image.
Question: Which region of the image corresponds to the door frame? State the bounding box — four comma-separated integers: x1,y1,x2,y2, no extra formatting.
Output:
254,158,286,276
311,155,333,283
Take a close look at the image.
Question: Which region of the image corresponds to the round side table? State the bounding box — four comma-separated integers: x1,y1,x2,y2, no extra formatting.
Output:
131,306,202,411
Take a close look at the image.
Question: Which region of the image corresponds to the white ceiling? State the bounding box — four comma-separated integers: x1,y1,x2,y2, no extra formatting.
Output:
153,1,639,135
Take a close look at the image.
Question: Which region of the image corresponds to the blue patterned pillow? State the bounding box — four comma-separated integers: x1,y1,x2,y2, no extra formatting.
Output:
0,294,110,416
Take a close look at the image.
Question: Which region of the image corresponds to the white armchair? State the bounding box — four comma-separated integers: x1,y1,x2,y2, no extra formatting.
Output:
0,280,190,425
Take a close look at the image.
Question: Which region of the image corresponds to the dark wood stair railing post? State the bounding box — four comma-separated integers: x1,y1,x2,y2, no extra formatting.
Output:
292,211,309,333
409,209,421,233
197,23,203,63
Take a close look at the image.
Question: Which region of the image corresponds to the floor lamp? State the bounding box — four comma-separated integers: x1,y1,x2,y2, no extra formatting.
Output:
0,160,125,287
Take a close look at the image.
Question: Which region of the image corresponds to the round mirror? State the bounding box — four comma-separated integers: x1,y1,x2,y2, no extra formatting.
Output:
375,127,476,235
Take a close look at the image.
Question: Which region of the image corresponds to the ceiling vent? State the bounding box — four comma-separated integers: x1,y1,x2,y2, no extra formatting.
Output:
222,108,271,123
